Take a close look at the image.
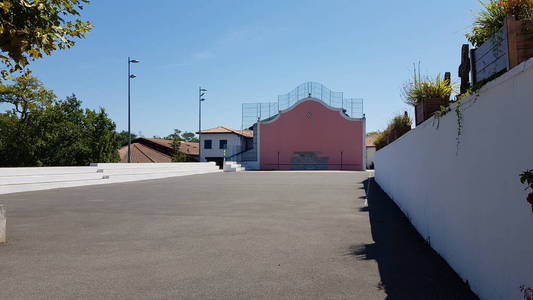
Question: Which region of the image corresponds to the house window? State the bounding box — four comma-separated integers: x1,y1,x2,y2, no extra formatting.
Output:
204,140,212,149
219,140,227,149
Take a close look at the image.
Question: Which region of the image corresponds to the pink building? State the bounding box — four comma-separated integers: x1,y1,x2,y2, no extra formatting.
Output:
228,82,365,171
259,98,365,170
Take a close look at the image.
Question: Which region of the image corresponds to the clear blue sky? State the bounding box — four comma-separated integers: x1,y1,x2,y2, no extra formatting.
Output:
27,0,483,137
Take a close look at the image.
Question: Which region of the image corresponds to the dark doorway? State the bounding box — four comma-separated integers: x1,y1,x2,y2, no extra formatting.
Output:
205,157,224,169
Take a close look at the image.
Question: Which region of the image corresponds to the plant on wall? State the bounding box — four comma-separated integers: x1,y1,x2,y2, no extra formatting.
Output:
466,0,533,47
520,285,533,300
374,112,412,150
402,65,455,106
519,169,533,211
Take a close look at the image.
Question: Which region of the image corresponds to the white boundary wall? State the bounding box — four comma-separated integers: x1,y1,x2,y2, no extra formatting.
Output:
0,162,221,195
374,59,533,300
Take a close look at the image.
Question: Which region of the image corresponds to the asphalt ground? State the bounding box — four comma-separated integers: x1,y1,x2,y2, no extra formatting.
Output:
0,171,477,299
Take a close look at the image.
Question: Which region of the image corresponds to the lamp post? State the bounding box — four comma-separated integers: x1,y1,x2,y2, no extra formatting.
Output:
199,87,207,162
127,57,140,163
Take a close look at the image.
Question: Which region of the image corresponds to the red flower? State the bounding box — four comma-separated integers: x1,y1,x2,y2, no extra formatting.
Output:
528,193,533,205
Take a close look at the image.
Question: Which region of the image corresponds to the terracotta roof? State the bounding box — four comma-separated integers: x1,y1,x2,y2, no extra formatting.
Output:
199,126,253,138
366,134,379,147
119,143,172,163
118,138,199,163
145,138,199,155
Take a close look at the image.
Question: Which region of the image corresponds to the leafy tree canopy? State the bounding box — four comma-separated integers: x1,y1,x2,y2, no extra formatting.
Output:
0,75,55,119
0,76,120,166
160,130,198,142
117,130,137,146
181,131,199,142
168,129,187,162
0,0,93,78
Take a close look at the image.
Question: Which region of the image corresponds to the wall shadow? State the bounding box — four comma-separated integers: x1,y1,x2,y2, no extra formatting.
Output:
350,178,479,300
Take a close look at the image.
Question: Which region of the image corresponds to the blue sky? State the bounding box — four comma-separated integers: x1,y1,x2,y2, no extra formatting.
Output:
26,0,483,137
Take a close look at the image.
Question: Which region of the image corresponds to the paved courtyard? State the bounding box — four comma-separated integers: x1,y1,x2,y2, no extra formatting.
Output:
0,172,477,299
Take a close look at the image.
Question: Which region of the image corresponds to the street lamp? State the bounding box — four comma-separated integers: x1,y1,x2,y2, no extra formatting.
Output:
127,57,140,163
199,87,207,162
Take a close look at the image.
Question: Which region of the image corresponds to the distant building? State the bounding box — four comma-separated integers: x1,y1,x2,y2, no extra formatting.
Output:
365,134,378,169
118,138,199,163
198,126,253,167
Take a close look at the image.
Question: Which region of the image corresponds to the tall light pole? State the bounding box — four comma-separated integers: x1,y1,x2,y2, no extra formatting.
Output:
199,87,207,162
127,57,140,163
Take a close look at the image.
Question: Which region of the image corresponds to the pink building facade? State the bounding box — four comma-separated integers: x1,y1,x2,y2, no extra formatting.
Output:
258,98,365,171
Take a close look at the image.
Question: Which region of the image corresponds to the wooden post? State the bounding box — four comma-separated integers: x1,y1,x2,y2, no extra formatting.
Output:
470,49,478,85
507,15,520,69
458,44,471,94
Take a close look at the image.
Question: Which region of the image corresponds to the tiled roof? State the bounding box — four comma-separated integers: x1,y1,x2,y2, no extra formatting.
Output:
199,126,253,138
145,138,199,155
119,143,172,163
366,134,379,147
118,138,199,163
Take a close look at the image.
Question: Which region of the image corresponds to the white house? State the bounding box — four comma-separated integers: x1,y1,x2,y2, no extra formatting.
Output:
198,126,253,167
366,134,378,169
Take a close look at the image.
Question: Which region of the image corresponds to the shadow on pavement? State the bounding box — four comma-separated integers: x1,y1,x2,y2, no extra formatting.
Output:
349,178,479,300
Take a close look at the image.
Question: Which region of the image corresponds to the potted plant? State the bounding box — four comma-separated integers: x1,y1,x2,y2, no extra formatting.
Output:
403,66,455,126
467,0,533,70
520,169,533,212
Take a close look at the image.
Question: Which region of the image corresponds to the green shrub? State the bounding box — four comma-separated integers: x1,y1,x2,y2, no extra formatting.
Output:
374,113,412,150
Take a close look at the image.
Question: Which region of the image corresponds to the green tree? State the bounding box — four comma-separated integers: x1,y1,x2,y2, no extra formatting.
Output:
164,129,183,141
169,129,187,162
0,77,120,166
181,131,199,142
0,0,93,78
84,106,121,164
0,75,55,120
117,130,137,146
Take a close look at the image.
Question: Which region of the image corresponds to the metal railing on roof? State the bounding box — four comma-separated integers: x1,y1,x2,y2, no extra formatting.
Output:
241,82,363,130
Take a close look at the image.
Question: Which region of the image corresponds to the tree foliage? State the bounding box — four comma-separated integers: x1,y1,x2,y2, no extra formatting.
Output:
0,76,120,166
181,131,198,142
0,0,93,78
160,130,198,142
168,129,188,162
117,130,137,146
466,0,533,47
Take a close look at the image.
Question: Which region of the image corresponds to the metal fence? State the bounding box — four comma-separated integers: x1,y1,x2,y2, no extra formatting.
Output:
241,82,363,129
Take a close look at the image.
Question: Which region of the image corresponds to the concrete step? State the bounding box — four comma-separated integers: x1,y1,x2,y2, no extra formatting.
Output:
0,163,222,195
92,162,218,169
0,173,105,185
223,161,246,172
0,166,98,176
105,169,222,183
99,166,218,176
0,177,109,195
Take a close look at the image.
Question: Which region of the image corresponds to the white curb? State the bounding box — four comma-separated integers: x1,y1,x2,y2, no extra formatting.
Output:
0,205,5,244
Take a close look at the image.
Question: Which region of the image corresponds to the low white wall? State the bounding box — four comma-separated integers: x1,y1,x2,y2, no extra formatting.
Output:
374,59,533,300
0,162,221,195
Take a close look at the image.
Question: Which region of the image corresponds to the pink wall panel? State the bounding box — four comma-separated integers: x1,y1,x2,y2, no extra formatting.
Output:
259,99,365,170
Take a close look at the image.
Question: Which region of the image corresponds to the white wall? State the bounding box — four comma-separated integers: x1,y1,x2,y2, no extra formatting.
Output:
200,133,243,161
0,163,221,195
374,59,533,300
